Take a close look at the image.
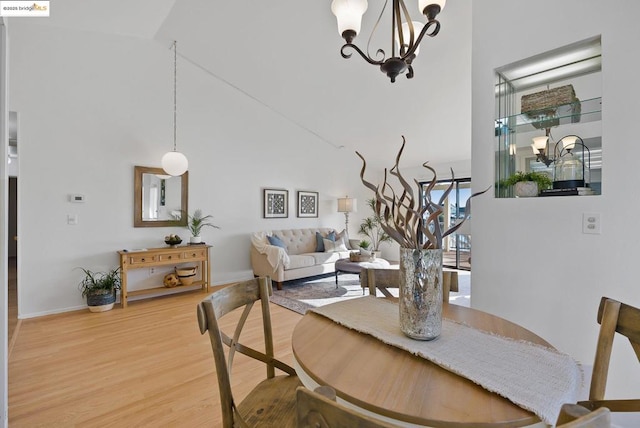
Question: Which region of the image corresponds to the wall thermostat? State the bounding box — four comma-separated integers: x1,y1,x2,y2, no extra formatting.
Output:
69,194,85,203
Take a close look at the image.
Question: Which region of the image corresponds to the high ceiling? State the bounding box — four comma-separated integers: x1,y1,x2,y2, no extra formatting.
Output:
31,0,473,170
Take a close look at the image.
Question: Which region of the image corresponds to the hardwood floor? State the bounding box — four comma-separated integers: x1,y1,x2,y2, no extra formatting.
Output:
8,287,302,427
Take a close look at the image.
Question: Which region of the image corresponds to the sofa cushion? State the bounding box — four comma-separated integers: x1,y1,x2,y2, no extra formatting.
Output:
286,254,316,270
267,235,287,251
311,251,344,265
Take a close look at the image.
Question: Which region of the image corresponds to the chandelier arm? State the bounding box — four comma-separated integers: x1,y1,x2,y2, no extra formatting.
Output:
401,19,440,60
341,43,385,65
392,0,402,58
406,64,414,79
397,0,414,55
367,0,389,61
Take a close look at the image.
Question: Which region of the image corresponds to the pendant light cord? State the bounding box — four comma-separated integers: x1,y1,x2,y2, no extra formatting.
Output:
173,40,177,152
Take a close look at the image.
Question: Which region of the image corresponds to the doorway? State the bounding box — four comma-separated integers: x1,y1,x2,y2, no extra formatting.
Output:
422,178,472,271
7,110,18,345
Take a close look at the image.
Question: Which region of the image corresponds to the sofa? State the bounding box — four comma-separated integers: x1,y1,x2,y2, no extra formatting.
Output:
250,228,359,289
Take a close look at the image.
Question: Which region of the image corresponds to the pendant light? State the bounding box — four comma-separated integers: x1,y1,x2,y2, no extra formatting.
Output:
161,40,188,176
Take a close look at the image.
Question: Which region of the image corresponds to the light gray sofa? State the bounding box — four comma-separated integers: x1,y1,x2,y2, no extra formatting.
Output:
250,228,358,289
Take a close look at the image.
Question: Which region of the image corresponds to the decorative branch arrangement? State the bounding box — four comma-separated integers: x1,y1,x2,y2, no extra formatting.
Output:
356,136,488,250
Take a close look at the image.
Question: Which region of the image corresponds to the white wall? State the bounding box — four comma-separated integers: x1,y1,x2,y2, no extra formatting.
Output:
9,22,370,317
0,17,7,428
472,0,640,422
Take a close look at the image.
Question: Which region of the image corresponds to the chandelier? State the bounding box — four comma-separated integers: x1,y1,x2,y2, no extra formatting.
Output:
330,0,446,82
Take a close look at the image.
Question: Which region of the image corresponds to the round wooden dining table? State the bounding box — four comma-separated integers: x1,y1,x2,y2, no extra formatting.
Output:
292,302,552,427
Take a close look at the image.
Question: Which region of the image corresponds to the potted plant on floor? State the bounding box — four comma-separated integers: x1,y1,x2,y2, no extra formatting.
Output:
358,198,392,258
78,267,121,312
502,171,552,197
186,209,220,244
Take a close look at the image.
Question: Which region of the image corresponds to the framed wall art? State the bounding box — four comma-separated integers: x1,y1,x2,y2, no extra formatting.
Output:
263,188,288,218
297,191,318,218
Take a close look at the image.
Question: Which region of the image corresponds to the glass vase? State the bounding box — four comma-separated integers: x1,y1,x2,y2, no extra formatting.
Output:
398,248,443,340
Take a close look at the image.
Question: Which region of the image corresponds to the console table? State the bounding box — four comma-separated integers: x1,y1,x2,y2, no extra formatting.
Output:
117,245,211,308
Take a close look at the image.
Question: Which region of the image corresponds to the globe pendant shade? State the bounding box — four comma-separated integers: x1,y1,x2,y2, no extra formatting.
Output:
161,151,188,176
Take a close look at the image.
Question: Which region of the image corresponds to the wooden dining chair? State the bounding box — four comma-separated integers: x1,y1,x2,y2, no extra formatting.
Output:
296,386,401,428
197,277,301,427
556,403,611,427
577,297,640,413
360,267,457,302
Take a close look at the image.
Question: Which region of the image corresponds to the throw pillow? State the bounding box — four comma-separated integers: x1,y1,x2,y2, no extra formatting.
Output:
267,235,287,251
335,229,352,250
323,237,348,253
315,231,326,252
316,230,337,252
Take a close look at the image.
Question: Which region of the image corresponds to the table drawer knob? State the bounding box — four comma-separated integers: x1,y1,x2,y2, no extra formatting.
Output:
141,258,145,262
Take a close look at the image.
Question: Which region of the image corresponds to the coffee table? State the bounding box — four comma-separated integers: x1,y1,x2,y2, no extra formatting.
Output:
334,257,391,287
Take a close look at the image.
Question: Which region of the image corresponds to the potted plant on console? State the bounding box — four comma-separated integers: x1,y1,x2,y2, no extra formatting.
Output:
78,267,121,312
503,171,552,197
186,209,220,244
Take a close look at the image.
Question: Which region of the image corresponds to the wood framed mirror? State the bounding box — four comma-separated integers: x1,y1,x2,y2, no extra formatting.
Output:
134,166,188,227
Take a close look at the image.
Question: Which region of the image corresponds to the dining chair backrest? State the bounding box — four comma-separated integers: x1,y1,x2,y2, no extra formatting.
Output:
197,277,299,427
577,297,640,413
556,403,610,427
360,268,456,302
296,386,401,428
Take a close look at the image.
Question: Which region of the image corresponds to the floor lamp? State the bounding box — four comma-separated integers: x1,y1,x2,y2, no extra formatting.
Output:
337,197,357,233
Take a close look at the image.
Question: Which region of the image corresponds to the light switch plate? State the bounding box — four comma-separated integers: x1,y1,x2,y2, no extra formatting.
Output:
582,212,601,234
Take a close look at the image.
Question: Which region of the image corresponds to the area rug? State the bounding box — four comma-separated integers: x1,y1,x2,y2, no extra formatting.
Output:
270,271,470,315
270,274,366,315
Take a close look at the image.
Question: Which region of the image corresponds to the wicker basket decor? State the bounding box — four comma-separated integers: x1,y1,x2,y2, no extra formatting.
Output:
349,252,375,262
521,84,578,115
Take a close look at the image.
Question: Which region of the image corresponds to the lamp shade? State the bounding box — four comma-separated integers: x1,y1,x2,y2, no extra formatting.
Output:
337,197,357,213
419,0,446,16
331,0,368,36
532,136,548,151
161,150,188,176
561,135,578,150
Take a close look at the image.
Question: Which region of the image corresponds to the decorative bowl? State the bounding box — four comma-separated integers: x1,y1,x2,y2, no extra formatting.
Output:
165,238,182,247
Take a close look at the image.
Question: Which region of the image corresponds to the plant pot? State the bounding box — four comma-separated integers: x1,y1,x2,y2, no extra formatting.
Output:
514,181,539,197
398,248,443,340
190,236,202,244
87,291,116,312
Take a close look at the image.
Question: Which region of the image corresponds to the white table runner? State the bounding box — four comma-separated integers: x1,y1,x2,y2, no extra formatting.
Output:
310,296,582,425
